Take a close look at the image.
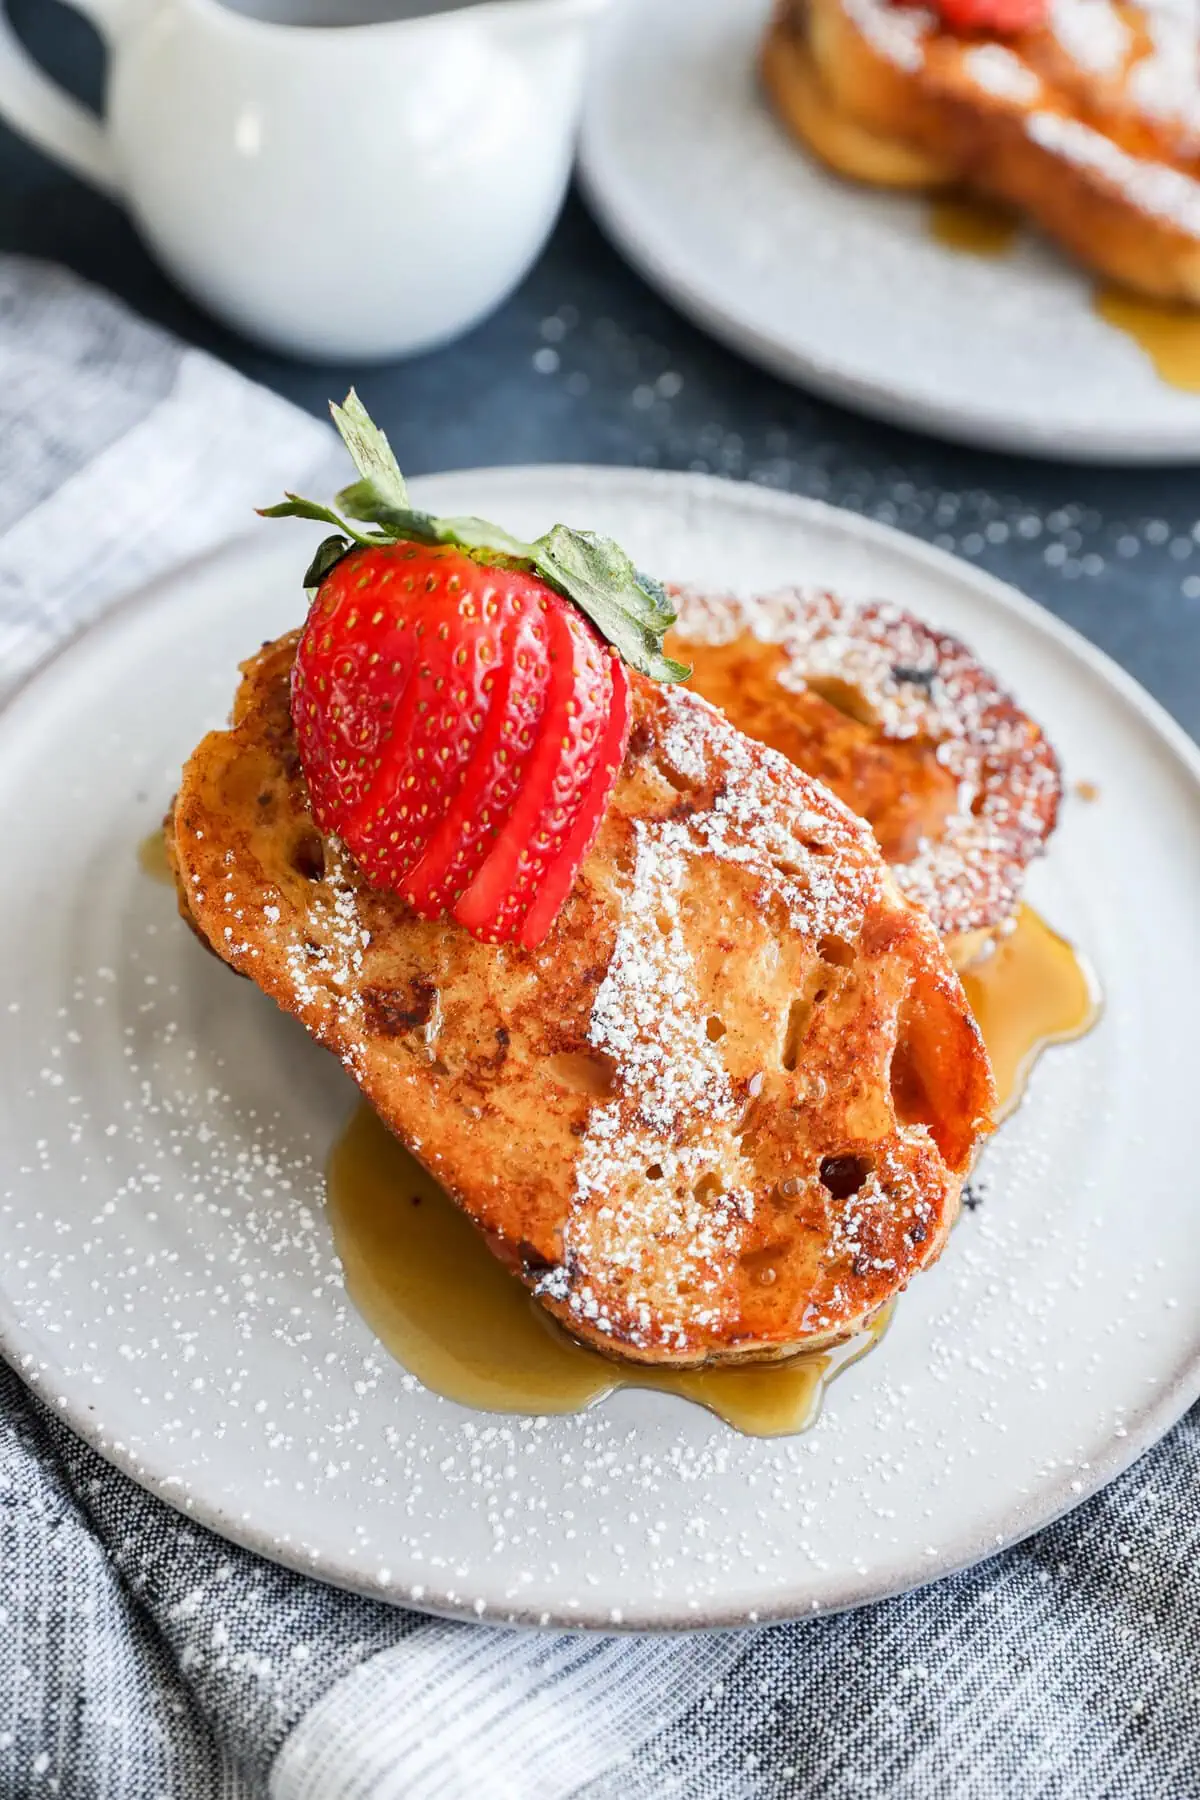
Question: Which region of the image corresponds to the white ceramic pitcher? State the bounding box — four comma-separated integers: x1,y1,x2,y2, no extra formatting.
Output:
0,0,608,358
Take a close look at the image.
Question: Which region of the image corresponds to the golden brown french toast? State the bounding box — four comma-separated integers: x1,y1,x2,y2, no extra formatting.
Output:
763,0,1200,302
669,587,1060,956
169,632,994,1368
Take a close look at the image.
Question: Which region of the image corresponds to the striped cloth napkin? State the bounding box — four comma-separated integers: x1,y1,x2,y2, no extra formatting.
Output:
1,255,1198,1800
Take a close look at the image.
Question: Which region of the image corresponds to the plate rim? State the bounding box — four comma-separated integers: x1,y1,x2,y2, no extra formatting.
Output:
578,0,1200,467
3,464,1200,1632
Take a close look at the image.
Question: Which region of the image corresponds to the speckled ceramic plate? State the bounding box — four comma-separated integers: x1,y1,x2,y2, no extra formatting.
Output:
580,0,1200,463
2,466,1199,1629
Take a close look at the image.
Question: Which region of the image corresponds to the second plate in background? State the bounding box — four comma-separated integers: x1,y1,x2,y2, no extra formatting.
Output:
580,0,1200,462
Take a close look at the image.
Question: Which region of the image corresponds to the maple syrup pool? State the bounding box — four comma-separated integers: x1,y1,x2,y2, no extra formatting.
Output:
324,906,1098,1436
327,1102,893,1438
927,199,1200,395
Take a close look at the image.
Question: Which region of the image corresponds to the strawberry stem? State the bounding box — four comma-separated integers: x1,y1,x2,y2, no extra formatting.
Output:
259,390,689,685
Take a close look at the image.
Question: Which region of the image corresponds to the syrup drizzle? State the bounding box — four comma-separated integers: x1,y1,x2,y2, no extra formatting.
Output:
960,903,1100,1120
325,907,1097,1434
327,1103,890,1437
928,196,1019,257
927,204,1200,398
138,827,174,885
1095,286,1200,393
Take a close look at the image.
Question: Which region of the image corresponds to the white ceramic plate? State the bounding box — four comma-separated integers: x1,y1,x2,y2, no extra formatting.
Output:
580,0,1200,463
2,466,1198,1630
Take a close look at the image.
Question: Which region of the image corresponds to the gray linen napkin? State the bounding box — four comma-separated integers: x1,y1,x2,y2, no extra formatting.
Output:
1,256,1198,1800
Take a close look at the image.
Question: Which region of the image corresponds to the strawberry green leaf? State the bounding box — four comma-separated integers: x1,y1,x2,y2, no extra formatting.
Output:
258,493,372,538
432,516,534,560
334,488,532,564
633,566,676,625
334,490,443,541
330,390,410,515
262,393,688,685
530,526,690,684
302,533,354,592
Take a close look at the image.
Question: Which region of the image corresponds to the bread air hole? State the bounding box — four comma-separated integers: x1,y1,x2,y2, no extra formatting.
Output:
656,759,690,794
782,985,829,1071
889,1034,929,1129
290,831,326,881
805,675,878,728
547,1050,618,1100
782,997,813,1072
819,1154,873,1200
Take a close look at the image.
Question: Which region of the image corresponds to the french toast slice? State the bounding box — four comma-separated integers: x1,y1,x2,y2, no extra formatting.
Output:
763,0,1200,302
669,587,1060,960
169,633,994,1367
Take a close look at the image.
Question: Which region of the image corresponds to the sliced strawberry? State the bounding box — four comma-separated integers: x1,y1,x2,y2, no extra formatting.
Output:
269,390,688,948
517,654,632,950
401,592,554,918
345,558,548,892
452,607,611,944
292,545,426,831
479,618,614,944
924,0,1046,32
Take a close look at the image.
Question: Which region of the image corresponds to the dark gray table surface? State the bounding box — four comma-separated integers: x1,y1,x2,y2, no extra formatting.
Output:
5,1,1198,737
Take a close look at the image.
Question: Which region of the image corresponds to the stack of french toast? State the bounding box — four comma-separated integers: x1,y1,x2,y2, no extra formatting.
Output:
168,398,1061,1377
762,0,1200,302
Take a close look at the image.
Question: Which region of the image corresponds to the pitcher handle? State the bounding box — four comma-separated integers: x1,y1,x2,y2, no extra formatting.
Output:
0,2,120,196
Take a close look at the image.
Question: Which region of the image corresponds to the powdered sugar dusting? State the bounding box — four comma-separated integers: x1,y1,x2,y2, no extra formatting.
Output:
658,684,873,942
1127,0,1200,134
279,839,371,1076
963,42,1042,102
1049,0,1131,76
845,0,935,68
550,816,754,1350
548,682,966,1354
1027,110,1200,238
671,586,1060,938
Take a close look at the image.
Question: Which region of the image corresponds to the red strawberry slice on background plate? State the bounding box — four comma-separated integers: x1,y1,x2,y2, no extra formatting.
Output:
893,0,1047,34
